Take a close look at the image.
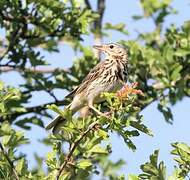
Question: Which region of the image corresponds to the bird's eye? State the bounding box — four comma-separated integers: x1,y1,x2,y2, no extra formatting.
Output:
109,45,114,49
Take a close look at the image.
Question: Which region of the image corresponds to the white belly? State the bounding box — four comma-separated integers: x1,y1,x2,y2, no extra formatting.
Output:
86,80,123,103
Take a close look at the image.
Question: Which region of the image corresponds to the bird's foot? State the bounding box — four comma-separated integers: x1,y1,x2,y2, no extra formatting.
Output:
103,111,112,117
97,111,110,119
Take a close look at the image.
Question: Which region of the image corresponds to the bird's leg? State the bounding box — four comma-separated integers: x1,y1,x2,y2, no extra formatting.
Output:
119,80,126,86
88,100,109,118
89,104,107,118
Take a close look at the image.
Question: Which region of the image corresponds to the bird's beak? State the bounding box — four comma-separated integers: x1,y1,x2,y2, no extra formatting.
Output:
93,45,105,51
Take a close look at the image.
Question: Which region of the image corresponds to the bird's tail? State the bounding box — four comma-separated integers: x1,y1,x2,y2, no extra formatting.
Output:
45,115,66,134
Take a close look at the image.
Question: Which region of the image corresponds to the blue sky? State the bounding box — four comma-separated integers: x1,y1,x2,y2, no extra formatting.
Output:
1,0,190,178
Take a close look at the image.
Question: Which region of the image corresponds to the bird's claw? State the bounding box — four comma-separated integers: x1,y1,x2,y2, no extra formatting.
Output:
103,111,112,117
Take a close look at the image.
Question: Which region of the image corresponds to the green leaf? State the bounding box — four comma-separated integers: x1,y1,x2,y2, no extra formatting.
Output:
170,64,182,81
171,142,190,155
0,121,12,133
130,119,153,136
15,117,44,129
168,168,184,180
124,137,136,151
2,135,11,146
46,151,57,170
47,104,72,119
15,158,26,175
174,49,190,57
0,81,4,90
128,174,140,180
96,129,109,140
157,104,173,124
139,150,166,180
104,23,128,35
171,142,190,178
77,159,92,170
0,103,5,113
118,174,125,180
88,145,108,154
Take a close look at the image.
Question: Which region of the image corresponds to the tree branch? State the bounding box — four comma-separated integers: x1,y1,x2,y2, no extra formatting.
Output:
0,141,19,180
0,66,71,74
56,121,99,180
84,0,92,9
93,0,106,59
0,98,70,124
94,0,106,30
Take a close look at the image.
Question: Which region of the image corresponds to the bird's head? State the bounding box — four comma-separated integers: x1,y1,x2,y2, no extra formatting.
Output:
93,43,127,60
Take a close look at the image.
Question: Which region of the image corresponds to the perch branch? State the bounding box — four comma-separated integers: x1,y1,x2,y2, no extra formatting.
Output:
56,121,99,180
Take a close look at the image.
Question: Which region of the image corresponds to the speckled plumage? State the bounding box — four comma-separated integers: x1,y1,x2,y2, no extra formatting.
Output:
46,43,128,134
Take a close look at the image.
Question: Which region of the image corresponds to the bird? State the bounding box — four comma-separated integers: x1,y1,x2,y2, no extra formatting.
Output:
46,43,128,134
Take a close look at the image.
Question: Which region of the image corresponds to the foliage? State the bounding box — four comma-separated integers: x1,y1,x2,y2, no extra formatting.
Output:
171,142,190,178
139,150,167,180
0,0,190,179
0,121,29,179
133,143,190,180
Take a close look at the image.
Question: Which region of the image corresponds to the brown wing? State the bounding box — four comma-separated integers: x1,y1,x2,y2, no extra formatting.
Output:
74,60,106,95
65,60,109,98
64,87,79,99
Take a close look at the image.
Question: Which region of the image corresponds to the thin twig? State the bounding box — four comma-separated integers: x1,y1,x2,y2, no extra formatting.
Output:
56,121,99,180
0,141,19,180
47,90,59,102
0,22,21,62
